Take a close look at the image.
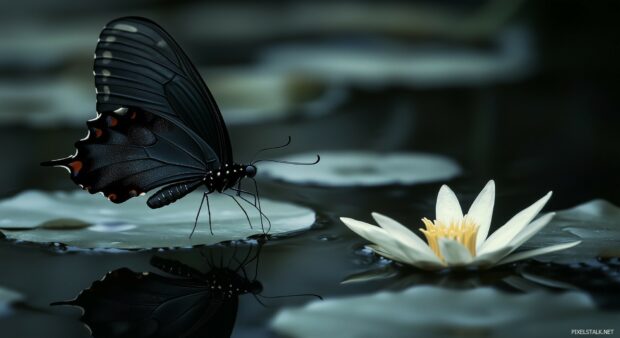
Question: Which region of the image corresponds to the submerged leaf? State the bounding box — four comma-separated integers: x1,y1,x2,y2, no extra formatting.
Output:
271,286,619,338
260,151,461,187
522,199,620,263
0,190,315,249
0,286,23,318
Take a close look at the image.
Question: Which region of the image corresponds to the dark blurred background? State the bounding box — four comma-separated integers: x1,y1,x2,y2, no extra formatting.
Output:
0,0,619,207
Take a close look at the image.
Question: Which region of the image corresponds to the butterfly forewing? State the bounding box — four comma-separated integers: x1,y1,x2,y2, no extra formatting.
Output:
95,16,232,164
44,17,237,205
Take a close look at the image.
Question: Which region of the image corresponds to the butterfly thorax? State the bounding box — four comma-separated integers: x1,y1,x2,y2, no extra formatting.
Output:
203,163,254,193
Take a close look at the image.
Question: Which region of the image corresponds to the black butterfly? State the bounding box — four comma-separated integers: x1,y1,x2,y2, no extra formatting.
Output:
52,251,263,338
41,17,318,235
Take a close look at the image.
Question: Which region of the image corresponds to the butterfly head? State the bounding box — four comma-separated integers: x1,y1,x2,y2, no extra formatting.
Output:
248,279,263,294
244,165,257,178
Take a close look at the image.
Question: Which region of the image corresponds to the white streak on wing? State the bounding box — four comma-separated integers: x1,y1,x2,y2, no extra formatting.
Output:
113,23,138,33
114,107,128,115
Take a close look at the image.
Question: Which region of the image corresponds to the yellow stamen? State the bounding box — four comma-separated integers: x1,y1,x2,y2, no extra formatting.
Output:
419,216,478,261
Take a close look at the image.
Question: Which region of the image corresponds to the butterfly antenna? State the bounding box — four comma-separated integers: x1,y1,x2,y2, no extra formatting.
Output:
252,154,320,166
258,293,323,301
250,136,292,164
252,294,268,308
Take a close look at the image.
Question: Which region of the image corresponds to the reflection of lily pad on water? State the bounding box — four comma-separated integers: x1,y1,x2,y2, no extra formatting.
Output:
523,199,620,263
260,152,461,187
0,190,315,249
271,286,619,338
0,286,22,318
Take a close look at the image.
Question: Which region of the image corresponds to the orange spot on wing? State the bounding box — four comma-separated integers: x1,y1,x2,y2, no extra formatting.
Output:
107,193,117,201
109,117,118,127
130,111,137,120
94,128,103,138
68,161,83,174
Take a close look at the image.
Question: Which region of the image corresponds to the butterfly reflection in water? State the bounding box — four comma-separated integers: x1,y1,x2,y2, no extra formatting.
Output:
53,245,320,338
41,16,319,235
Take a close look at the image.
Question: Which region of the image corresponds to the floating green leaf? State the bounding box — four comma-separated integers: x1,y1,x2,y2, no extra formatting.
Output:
0,190,315,249
523,199,620,263
0,286,22,317
260,151,461,187
271,286,619,338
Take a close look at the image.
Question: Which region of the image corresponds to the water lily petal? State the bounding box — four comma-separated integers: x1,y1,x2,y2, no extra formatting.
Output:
436,185,463,226
497,241,582,265
340,217,414,262
341,217,394,246
392,241,445,269
478,192,552,255
506,212,555,252
438,239,473,266
472,246,514,267
366,244,409,263
368,244,444,270
371,212,437,258
467,180,495,250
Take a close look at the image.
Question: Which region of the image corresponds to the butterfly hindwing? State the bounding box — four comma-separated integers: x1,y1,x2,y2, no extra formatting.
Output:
95,16,233,164
43,109,209,203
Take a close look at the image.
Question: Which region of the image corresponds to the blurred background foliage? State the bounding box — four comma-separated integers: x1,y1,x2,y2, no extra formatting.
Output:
0,0,618,207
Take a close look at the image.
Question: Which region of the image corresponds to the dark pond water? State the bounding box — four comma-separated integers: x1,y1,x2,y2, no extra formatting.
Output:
0,101,620,337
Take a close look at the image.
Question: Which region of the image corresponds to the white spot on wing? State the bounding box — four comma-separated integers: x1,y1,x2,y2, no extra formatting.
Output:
157,40,167,48
105,36,116,42
103,86,110,94
102,69,111,77
102,51,113,58
113,23,138,33
114,107,128,115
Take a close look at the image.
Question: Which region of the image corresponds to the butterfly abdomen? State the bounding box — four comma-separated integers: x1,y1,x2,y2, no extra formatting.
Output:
147,180,202,209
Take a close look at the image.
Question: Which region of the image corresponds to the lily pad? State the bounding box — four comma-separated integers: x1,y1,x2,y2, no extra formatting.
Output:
203,67,347,124
260,151,461,187
0,286,23,317
271,286,619,338
0,190,315,249
523,199,620,263
263,27,533,88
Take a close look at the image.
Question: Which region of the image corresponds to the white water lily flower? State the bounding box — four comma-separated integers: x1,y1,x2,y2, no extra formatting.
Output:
340,180,581,270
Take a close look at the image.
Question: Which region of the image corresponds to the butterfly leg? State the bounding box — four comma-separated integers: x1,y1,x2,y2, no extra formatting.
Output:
190,192,207,238
231,184,271,233
235,193,270,234
234,245,255,273
251,178,272,234
206,194,212,235
227,244,239,268
224,193,253,229
233,186,257,206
